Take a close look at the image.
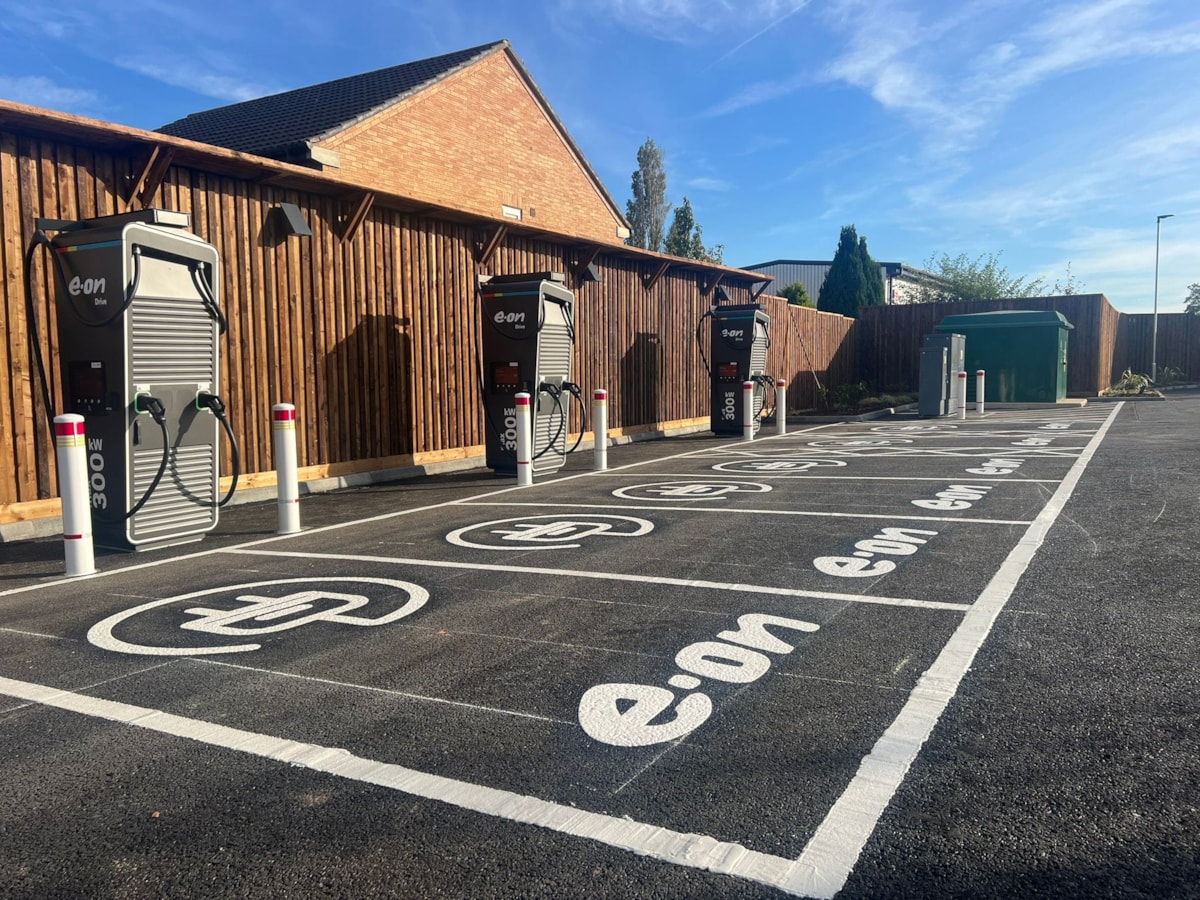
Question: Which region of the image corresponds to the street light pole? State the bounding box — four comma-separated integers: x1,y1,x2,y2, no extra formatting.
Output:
1152,213,1174,383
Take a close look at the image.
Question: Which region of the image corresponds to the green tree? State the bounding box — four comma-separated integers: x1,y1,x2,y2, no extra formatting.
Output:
1052,261,1085,296
1185,283,1200,315
916,251,1046,303
625,138,670,252
779,281,812,306
664,196,697,257
857,235,885,308
818,224,877,317
664,196,724,264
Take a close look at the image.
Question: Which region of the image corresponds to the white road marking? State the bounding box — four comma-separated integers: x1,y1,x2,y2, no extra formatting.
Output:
590,473,1063,483
221,548,971,611
785,401,1123,898
0,674,799,894
456,500,1035,526
193,659,572,724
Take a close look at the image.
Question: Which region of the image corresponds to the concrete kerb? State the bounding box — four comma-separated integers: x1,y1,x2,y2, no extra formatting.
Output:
0,422,715,544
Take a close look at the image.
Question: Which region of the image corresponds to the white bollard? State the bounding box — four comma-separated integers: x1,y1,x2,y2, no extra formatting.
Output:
743,380,755,442
593,388,608,471
776,378,787,435
976,370,986,414
957,371,968,420
515,391,533,487
54,414,95,577
273,403,301,534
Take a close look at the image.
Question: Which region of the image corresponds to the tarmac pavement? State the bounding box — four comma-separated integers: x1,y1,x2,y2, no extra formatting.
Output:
1,396,1197,898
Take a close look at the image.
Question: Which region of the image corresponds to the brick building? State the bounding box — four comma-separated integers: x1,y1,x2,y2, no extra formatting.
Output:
159,42,630,247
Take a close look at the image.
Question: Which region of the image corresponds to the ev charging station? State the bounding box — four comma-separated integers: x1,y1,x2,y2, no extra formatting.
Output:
478,272,582,476
45,208,236,551
703,303,772,436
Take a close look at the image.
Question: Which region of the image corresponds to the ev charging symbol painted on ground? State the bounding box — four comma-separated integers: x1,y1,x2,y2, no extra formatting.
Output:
446,514,654,550
87,577,429,657
710,458,847,474
871,424,957,433
806,438,914,447
611,481,772,501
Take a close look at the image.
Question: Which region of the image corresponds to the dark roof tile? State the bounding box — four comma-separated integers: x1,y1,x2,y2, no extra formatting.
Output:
157,41,506,156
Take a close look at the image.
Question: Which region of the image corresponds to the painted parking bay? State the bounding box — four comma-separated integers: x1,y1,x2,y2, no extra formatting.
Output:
0,402,1123,897
6,549,961,858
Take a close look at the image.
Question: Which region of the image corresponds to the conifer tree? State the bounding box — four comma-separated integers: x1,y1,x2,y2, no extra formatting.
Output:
858,235,885,308
625,138,670,252
818,225,865,317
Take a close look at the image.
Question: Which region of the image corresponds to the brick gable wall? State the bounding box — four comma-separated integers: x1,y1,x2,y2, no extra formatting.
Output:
322,52,624,245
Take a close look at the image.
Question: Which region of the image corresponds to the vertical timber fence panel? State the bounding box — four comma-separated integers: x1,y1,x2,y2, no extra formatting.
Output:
1,126,867,520
860,294,1122,397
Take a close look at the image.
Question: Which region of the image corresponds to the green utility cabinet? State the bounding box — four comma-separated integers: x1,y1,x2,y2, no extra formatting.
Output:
935,310,1073,403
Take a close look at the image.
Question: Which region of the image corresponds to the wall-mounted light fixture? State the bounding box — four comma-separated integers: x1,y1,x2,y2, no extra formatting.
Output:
275,202,312,238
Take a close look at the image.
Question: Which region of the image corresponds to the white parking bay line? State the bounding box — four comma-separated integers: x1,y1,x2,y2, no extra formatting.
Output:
455,501,1035,527
784,401,1124,898
589,473,1063,483
0,674,798,894
221,549,971,611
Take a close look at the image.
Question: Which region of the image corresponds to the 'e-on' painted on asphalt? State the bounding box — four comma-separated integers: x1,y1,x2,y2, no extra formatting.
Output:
578,613,819,747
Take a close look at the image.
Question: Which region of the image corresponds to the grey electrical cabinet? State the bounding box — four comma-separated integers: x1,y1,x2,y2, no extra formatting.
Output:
918,332,965,417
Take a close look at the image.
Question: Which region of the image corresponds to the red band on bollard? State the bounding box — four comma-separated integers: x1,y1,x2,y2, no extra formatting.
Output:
64,534,82,540
516,396,530,406
54,420,85,437
594,390,606,400
273,408,296,422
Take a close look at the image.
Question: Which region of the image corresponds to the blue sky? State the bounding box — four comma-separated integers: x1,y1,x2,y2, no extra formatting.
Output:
2,0,1198,313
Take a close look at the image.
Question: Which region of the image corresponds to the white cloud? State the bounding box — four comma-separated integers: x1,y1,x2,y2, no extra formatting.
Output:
819,0,1200,160
558,0,809,41
0,76,100,113
114,57,276,102
688,176,732,191
701,73,810,117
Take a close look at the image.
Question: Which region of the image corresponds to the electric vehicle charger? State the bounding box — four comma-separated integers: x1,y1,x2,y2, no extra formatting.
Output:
696,303,772,436
25,209,240,551
477,272,584,475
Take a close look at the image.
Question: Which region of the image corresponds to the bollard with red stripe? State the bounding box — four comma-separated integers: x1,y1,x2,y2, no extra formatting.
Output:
776,378,787,436
54,414,95,577
957,371,968,420
515,392,533,486
272,404,300,534
976,369,986,414
593,388,608,471
743,380,755,442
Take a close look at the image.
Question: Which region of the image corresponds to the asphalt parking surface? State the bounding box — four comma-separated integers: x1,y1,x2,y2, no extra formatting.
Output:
1,397,1198,899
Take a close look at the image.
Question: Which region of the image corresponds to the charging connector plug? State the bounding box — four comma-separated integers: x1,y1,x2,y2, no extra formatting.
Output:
196,392,228,419
134,394,168,425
